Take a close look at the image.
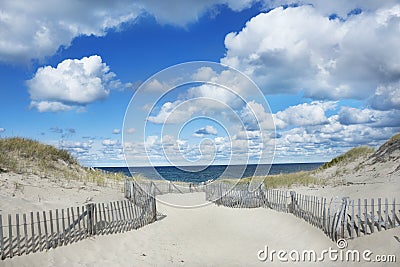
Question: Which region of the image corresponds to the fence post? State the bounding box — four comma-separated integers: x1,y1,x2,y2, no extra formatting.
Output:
392,198,396,228
364,199,368,235
8,214,13,258
30,212,35,252
350,200,354,239
289,191,296,214
0,214,4,260
16,214,21,255
151,183,157,222
377,198,382,231
86,204,92,236
371,199,375,234
341,197,350,239
322,198,326,233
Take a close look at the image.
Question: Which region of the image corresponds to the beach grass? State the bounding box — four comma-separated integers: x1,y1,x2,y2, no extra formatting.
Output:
220,171,324,189
0,137,127,188
319,146,374,170
0,137,76,166
389,132,400,142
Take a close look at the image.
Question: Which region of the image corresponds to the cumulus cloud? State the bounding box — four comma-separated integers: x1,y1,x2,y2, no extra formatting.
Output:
221,4,400,101
338,106,400,127
60,140,93,156
112,129,121,134
30,101,73,113
369,82,400,110
193,125,218,137
266,0,399,18
273,122,398,163
147,101,190,124
0,128,5,133
147,98,227,125
141,78,179,93
137,0,257,26
0,0,141,63
102,139,120,147
125,128,136,134
240,101,275,131
27,55,120,112
99,139,124,161
275,101,337,129
0,0,258,63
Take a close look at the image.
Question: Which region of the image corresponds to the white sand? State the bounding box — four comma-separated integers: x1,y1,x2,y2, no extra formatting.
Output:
2,192,334,267
0,172,125,215
2,190,399,266
1,163,399,266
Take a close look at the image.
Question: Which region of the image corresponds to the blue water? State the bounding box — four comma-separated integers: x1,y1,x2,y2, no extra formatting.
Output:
97,163,323,184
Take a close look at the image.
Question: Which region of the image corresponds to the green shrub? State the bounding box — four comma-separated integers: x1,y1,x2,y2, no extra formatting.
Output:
319,146,374,170
389,132,400,142
220,171,323,189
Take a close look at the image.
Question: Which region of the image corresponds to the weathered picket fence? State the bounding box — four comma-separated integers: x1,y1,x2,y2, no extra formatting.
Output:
205,182,400,241
125,179,205,196
0,182,156,260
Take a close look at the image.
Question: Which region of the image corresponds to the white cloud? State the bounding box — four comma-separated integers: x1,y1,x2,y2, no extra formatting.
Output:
102,139,120,146
27,55,119,112
60,140,93,157
266,0,399,18
0,128,5,133
189,68,255,106
339,106,400,127
0,0,141,63
141,78,180,93
369,82,400,110
0,0,258,63
30,101,73,113
125,128,136,134
240,101,275,131
139,0,257,26
193,125,218,137
147,101,191,124
221,4,400,101
112,129,121,134
275,101,337,129
145,135,159,147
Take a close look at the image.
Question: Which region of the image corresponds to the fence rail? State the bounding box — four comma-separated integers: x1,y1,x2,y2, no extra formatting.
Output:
205,182,400,241
125,179,205,197
0,181,156,260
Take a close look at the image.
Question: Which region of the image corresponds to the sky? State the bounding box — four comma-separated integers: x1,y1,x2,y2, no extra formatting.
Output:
0,0,399,167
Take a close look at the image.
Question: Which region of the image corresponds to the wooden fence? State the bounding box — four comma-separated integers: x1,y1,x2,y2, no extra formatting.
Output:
205,182,400,241
0,182,156,260
125,179,205,197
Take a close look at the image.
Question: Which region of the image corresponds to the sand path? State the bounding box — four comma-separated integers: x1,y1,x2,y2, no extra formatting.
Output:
2,192,399,266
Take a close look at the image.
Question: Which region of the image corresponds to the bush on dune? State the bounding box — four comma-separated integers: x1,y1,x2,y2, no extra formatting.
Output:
319,146,374,170
0,137,126,188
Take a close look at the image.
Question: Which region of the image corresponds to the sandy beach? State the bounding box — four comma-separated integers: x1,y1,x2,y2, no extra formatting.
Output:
1,185,399,267
1,137,399,266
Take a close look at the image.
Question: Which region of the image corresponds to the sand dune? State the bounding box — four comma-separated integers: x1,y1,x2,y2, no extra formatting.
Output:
1,192,398,266
1,193,333,267
1,135,399,266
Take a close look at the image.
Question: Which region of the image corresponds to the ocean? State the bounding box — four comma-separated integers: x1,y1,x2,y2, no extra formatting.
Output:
97,162,324,184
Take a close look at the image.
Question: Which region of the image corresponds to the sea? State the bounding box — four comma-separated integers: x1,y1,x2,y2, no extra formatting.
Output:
96,162,324,184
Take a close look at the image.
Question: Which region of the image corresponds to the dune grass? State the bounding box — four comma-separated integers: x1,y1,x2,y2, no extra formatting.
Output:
389,132,400,142
220,171,324,189
319,146,374,170
0,137,127,188
0,137,76,166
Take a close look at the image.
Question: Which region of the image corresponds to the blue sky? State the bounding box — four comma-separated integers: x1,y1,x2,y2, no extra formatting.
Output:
0,0,400,167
